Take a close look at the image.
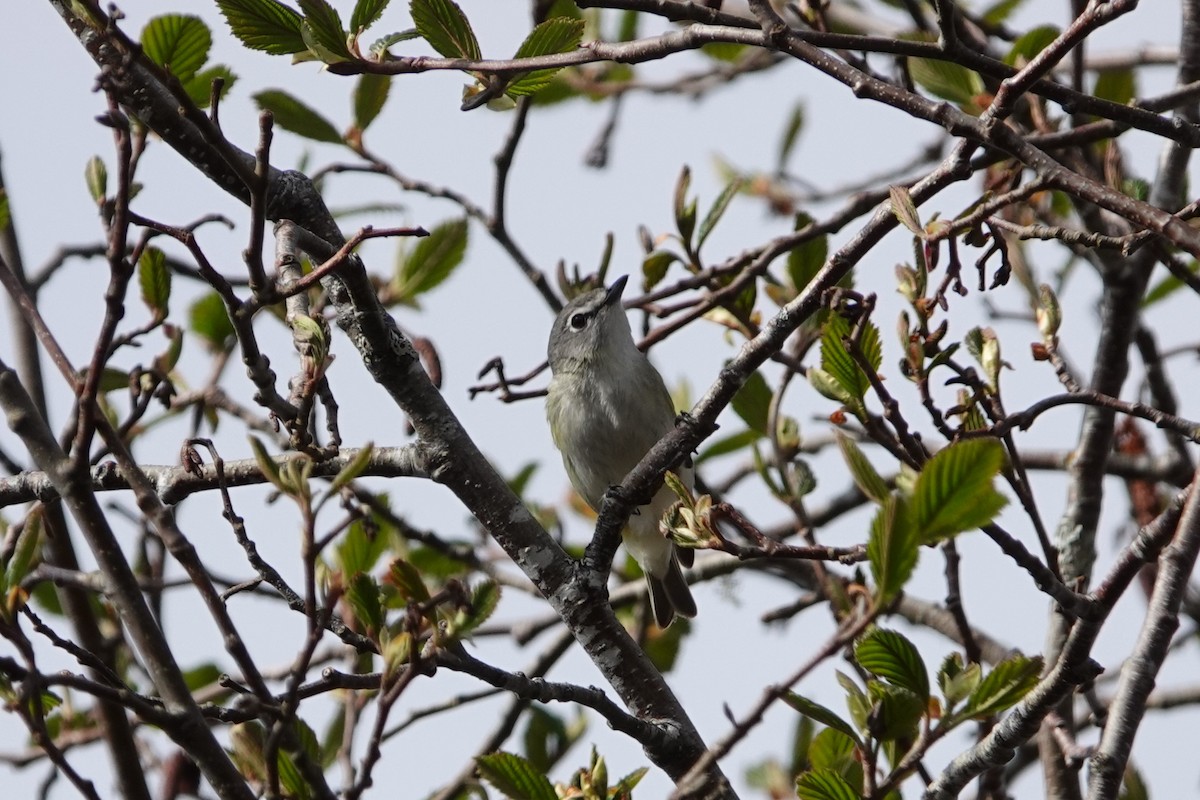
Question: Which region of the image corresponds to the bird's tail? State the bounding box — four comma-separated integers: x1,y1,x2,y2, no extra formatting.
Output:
647,551,696,628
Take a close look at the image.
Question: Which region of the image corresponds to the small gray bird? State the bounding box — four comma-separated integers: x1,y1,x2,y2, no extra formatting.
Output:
546,275,697,628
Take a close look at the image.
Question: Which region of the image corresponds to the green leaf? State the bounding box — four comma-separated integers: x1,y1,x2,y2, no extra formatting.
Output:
506,17,585,97
700,41,747,62
1143,260,1199,308
982,0,1027,25
276,749,311,800
393,218,467,304
182,662,222,692
85,156,107,205
964,653,1043,718
0,189,8,230
777,102,804,172
410,0,480,59
866,681,923,742
346,572,384,636
329,443,374,495
1004,25,1060,67
297,0,351,59
476,752,557,800
1094,68,1136,107
641,250,679,291
370,28,421,58
450,580,500,637
138,246,172,320
787,215,828,293
819,311,871,406
697,178,741,251
908,57,985,109
189,292,235,352
216,0,307,55
1120,764,1149,800
889,185,923,237
855,628,929,700
912,438,1008,543
866,494,918,605
386,557,431,603
795,768,860,800
837,434,889,505
142,14,212,82
351,0,390,33
783,693,862,745
696,428,761,463
183,65,238,109
4,508,43,592
836,671,870,735
938,651,982,709
808,366,856,409
522,707,574,774
353,73,392,131
730,370,772,436
674,165,695,246
807,728,860,777
254,89,344,144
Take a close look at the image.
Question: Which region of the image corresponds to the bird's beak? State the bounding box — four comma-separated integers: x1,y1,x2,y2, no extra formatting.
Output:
604,275,629,307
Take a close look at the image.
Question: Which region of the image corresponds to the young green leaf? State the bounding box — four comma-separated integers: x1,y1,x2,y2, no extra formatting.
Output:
141,14,212,82
938,651,982,709
642,249,679,291
788,215,828,293
0,189,8,230
275,749,312,800
393,217,467,304
1093,68,1136,106
189,292,235,352
674,165,696,245
254,89,344,144
476,752,557,800
346,572,384,636
351,0,390,33
352,73,392,132
867,494,918,605
328,443,375,495
795,768,860,800
963,653,1043,719
1004,25,1060,67
506,16,585,97
730,369,772,436
85,156,107,204
370,28,421,57
912,438,1008,543
386,557,431,603
783,693,862,746
819,311,873,411
696,428,762,463
410,0,481,59
297,0,351,59
907,58,985,109
183,65,238,109
696,178,742,251
449,580,500,638
807,728,860,779
216,0,307,55
336,516,390,577
837,434,890,505
3,507,43,592
248,437,286,494
776,102,805,172
889,184,923,237
855,628,929,700
138,246,172,320
865,682,924,742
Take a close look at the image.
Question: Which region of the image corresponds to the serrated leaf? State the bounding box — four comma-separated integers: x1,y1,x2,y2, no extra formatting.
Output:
254,89,344,144
1004,25,1060,67
346,572,384,636
866,681,923,742
183,65,238,109
353,73,392,131
297,0,351,59
370,28,421,57
452,580,499,637
808,366,855,408
142,14,212,83
908,57,985,109
730,369,772,436
938,651,982,708
697,178,741,250
351,0,390,33
820,312,869,403
795,768,860,800
216,0,307,55
964,653,1042,718
189,292,235,352
393,218,467,303
855,628,929,700
912,438,1008,543
783,693,862,745
641,250,679,291
410,0,480,59
386,557,431,602
336,515,391,577
477,752,557,800
889,185,923,237
837,434,889,505
867,494,918,605
506,17,585,97
807,727,859,776
85,156,107,204
138,246,172,320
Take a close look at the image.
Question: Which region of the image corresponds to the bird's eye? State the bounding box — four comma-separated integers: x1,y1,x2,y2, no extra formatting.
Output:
569,313,588,330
